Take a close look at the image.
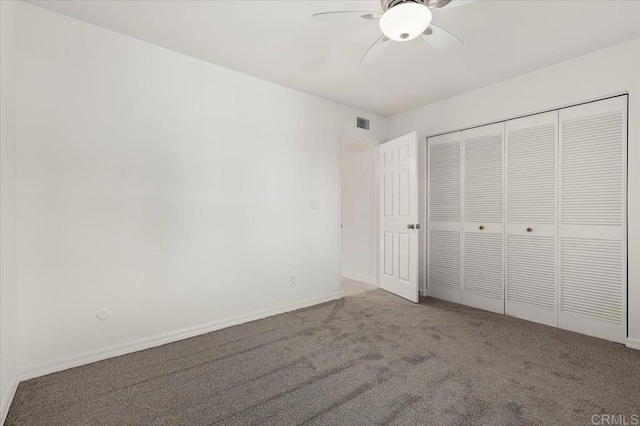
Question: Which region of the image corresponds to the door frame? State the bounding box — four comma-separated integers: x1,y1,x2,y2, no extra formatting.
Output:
337,137,381,296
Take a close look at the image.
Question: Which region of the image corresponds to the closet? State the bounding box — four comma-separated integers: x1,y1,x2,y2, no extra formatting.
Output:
427,96,627,343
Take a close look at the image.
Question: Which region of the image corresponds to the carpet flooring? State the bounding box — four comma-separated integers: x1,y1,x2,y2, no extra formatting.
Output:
6,290,640,425
340,278,376,297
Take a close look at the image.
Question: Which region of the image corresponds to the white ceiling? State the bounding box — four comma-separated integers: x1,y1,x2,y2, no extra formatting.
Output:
27,0,640,117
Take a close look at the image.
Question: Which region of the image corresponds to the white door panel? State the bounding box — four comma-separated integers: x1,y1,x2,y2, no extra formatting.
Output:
379,132,419,303
427,132,462,303
558,96,627,343
462,123,505,314
507,234,557,326
428,229,461,302
429,136,461,223
463,231,503,313
505,111,558,326
383,174,393,216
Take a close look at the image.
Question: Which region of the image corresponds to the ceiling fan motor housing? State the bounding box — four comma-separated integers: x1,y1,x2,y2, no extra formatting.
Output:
381,0,450,11
379,0,434,41
381,0,429,12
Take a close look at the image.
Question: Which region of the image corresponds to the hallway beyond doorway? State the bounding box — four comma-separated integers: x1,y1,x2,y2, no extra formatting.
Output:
341,277,376,297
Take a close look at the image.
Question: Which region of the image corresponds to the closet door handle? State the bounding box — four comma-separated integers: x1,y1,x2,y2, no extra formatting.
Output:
526,227,533,233
479,225,485,230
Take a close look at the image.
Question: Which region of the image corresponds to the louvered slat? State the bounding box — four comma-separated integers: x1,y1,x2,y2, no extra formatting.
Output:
504,112,558,326
464,233,502,300
428,133,461,303
508,124,555,224
460,124,504,314
429,230,460,291
429,142,460,222
558,97,627,343
507,235,555,310
561,238,623,324
562,111,624,226
464,134,502,223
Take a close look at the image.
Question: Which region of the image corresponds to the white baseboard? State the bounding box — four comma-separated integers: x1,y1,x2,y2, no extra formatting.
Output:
19,293,340,381
419,289,427,297
341,273,377,286
626,337,640,350
1,373,19,425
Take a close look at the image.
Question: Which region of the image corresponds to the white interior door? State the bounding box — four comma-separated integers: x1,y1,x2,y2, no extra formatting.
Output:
505,111,558,327
558,96,627,343
427,132,462,303
461,123,505,314
379,132,419,303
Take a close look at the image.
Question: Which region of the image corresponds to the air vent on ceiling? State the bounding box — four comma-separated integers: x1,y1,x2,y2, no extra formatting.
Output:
356,116,370,130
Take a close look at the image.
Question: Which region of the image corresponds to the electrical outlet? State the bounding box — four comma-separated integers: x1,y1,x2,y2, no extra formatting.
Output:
290,274,296,287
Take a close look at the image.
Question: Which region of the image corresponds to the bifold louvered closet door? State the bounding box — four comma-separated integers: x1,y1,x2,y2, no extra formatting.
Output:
559,97,627,343
426,95,627,344
461,124,505,314
505,112,558,327
427,132,462,303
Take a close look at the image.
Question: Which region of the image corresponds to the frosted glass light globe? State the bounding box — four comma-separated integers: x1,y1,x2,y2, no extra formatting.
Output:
379,2,433,42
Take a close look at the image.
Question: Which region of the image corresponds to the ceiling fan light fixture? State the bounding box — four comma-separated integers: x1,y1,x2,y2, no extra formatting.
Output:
379,2,432,42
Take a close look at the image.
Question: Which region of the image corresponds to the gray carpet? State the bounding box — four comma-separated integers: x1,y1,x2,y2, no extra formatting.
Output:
7,290,640,425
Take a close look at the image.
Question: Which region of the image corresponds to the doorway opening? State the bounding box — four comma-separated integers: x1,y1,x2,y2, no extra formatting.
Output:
340,138,379,297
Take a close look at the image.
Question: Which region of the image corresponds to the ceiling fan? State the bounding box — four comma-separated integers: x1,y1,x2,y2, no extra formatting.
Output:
313,0,474,64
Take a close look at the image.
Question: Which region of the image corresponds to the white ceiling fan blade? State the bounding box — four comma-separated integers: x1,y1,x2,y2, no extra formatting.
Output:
421,24,463,52
439,0,477,9
312,11,381,22
361,35,390,64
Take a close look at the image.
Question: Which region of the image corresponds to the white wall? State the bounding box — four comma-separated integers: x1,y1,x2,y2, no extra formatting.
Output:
388,38,640,349
12,2,386,376
1,0,19,422
341,139,378,285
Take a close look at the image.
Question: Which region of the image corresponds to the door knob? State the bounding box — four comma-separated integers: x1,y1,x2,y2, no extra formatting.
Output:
416,224,421,229
479,225,485,230
526,227,533,233
407,224,415,229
